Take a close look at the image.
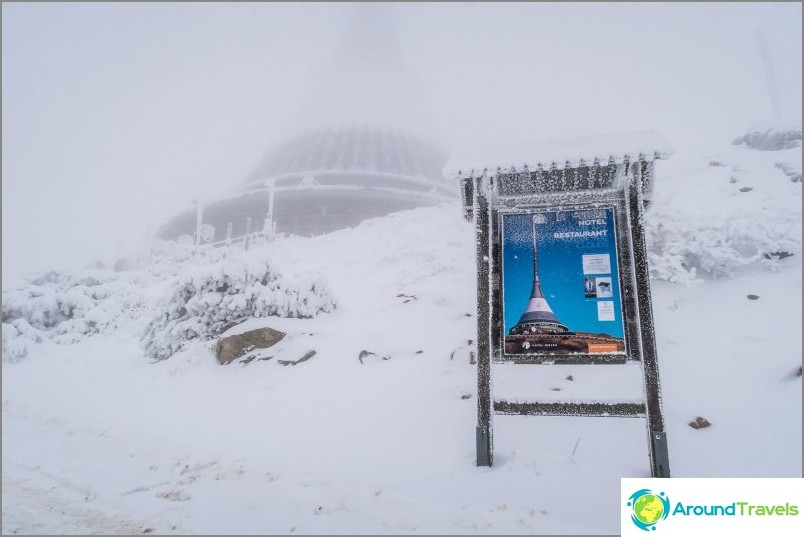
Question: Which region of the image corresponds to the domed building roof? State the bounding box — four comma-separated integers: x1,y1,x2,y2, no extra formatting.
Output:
157,126,453,241
243,126,449,191
157,4,455,244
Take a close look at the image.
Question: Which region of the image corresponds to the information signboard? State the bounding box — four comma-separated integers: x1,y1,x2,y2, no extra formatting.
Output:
449,131,673,476
501,206,627,358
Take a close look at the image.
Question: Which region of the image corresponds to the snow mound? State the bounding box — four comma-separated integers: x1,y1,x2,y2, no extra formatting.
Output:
142,253,335,360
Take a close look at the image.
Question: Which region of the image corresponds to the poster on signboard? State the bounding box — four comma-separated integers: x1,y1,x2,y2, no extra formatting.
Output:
501,207,626,356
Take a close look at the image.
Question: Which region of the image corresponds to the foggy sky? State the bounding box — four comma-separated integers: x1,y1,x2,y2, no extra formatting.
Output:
2,2,801,285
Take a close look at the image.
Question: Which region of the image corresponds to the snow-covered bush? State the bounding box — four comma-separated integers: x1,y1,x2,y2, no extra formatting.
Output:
1,269,152,350
2,320,42,362
733,122,802,151
142,256,335,360
646,215,800,282
146,240,229,279
645,141,801,281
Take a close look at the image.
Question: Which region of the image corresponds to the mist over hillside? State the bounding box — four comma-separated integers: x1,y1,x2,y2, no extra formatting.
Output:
2,2,802,535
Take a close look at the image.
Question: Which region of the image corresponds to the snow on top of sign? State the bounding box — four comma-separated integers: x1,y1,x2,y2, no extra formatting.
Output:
443,130,674,178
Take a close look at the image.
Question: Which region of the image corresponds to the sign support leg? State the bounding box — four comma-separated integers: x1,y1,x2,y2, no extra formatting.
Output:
628,176,671,478
475,177,493,466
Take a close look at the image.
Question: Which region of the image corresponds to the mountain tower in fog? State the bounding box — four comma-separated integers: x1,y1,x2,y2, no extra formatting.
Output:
158,3,453,244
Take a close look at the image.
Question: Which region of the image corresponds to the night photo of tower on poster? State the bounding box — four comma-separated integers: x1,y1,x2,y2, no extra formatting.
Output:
502,207,627,357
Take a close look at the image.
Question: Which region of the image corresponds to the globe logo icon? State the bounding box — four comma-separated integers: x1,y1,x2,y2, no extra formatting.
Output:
627,489,670,531
634,494,663,524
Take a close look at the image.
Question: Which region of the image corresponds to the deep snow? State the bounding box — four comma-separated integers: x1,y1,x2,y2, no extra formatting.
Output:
2,139,801,534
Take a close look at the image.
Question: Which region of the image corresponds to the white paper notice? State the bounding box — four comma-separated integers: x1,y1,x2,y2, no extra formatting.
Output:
597,300,615,321
582,253,611,275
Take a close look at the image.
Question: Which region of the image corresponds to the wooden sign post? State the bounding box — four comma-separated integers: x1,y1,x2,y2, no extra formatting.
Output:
448,131,673,478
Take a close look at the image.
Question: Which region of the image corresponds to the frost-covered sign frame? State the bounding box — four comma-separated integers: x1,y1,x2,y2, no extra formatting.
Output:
446,131,673,478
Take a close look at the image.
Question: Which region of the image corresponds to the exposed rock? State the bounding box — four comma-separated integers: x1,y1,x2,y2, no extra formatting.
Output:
739,186,753,192
240,354,275,366
688,416,711,429
461,394,472,400
396,293,417,303
216,327,285,365
278,350,316,366
358,349,390,364
747,294,760,300
565,375,574,381
763,251,794,261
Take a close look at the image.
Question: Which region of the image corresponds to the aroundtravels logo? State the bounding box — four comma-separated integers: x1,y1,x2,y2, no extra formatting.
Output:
622,479,803,536
625,485,800,532
627,489,671,531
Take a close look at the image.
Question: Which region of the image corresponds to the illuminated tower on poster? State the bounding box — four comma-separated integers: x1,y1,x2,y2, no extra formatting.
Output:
509,214,571,336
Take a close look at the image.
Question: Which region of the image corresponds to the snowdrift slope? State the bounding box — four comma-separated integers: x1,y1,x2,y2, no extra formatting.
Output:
2,141,801,534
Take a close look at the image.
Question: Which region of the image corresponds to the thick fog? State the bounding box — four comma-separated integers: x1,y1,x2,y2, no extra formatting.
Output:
2,2,801,285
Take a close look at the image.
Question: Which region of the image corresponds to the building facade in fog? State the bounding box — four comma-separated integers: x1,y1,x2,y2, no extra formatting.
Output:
157,4,454,244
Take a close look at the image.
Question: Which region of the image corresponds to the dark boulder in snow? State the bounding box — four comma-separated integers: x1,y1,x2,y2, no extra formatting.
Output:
688,416,712,429
216,327,285,365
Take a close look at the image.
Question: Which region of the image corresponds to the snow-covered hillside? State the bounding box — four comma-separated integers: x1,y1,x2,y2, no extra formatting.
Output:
2,138,801,534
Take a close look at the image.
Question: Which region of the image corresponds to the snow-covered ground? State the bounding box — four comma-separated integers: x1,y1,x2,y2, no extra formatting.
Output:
2,139,801,534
